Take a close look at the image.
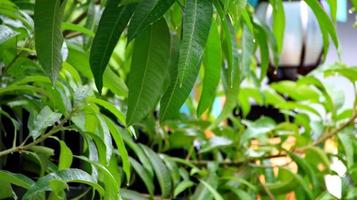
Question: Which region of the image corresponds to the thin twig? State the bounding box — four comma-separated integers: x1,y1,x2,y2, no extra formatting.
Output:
313,111,357,146
257,175,276,200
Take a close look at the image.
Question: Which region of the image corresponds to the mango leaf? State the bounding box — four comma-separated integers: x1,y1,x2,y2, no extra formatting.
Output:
269,0,285,53
270,81,320,101
214,1,234,86
87,97,126,126
58,140,73,170
191,172,218,200
61,22,94,37
177,0,212,86
34,0,66,83
325,0,337,21
105,117,131,183
127,0,175,41
22,169,104,200
126,19,171,125
305,0,339,53
129,157,154,196
140,145,172,198
200,136,233,153
200,180,224,200
0,25,18,45
121,189,149,200
197,18,222,116
121,132,154,177
28,106,62,139
75,156,119,200
103,67,128,98
96,114,113,166
174,180,195,198
324,67,357,83
89,0,135,93
338,129,354,169
241,117,276,142
254,23,269,81
289,153,319,189
0,170,34,189
208,15,240,129
160,0,213,120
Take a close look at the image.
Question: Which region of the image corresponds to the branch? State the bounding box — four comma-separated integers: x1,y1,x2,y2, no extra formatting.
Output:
0,116,70,157
314,111,357,146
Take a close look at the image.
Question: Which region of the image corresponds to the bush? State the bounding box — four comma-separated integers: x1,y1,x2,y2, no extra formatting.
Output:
0,0,356,199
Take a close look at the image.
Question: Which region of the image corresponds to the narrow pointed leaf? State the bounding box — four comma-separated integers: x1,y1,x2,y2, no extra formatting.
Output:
58,140,73,170
126,19,171,125
23,169,104,199
90,0,135,93
129,157,154,195
197,19,222,116
105,117,131,183
177,0,212,87
0,171,34,189
305,0,339,52
128,0,175,41
34,0,66,82
140,145,172,198
160,0,213,120
269,0,285,53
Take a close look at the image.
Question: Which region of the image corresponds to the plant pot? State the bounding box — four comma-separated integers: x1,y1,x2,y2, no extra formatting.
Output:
256,0,324,81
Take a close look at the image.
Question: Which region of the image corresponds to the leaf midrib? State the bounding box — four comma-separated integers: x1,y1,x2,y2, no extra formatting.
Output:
50,1,59,80
97,7,125,75
132,0,159,36
127,27,154,124
179,0,198,87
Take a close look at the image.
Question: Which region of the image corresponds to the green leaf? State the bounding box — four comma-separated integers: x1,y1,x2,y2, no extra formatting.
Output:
197,18,222,116
200,136,233,153
58,140,73,170
0,170,34,189
121,133,154,177
23,168,104,200
270,0,285,53
0,25,18,45
96,114,113,166
105,117,131,183
270,81,320,101
140,145,172,198
289,153,319,189
254,23,269,81
338,130,354,169
126,19,171,125
191,172,218,200
129,157,154,196
121,189,149,200
128,0,175,41
208,16,240,129
160,0,213,120
200,180,224,200
177,0,212,87
34,0,66,83
75,156,119,200
325,0,337,21
103,67,129,98
61,22,94,37
90,0,135,93
305,0,339,53
87,97,126,126
174,180,195,198
214,1,234,87
28,106,62,139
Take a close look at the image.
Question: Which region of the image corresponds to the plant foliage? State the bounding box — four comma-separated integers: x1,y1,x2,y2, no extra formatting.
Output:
0,0,356,199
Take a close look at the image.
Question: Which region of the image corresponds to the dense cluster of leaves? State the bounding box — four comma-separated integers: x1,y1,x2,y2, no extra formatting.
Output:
0,0,356,199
